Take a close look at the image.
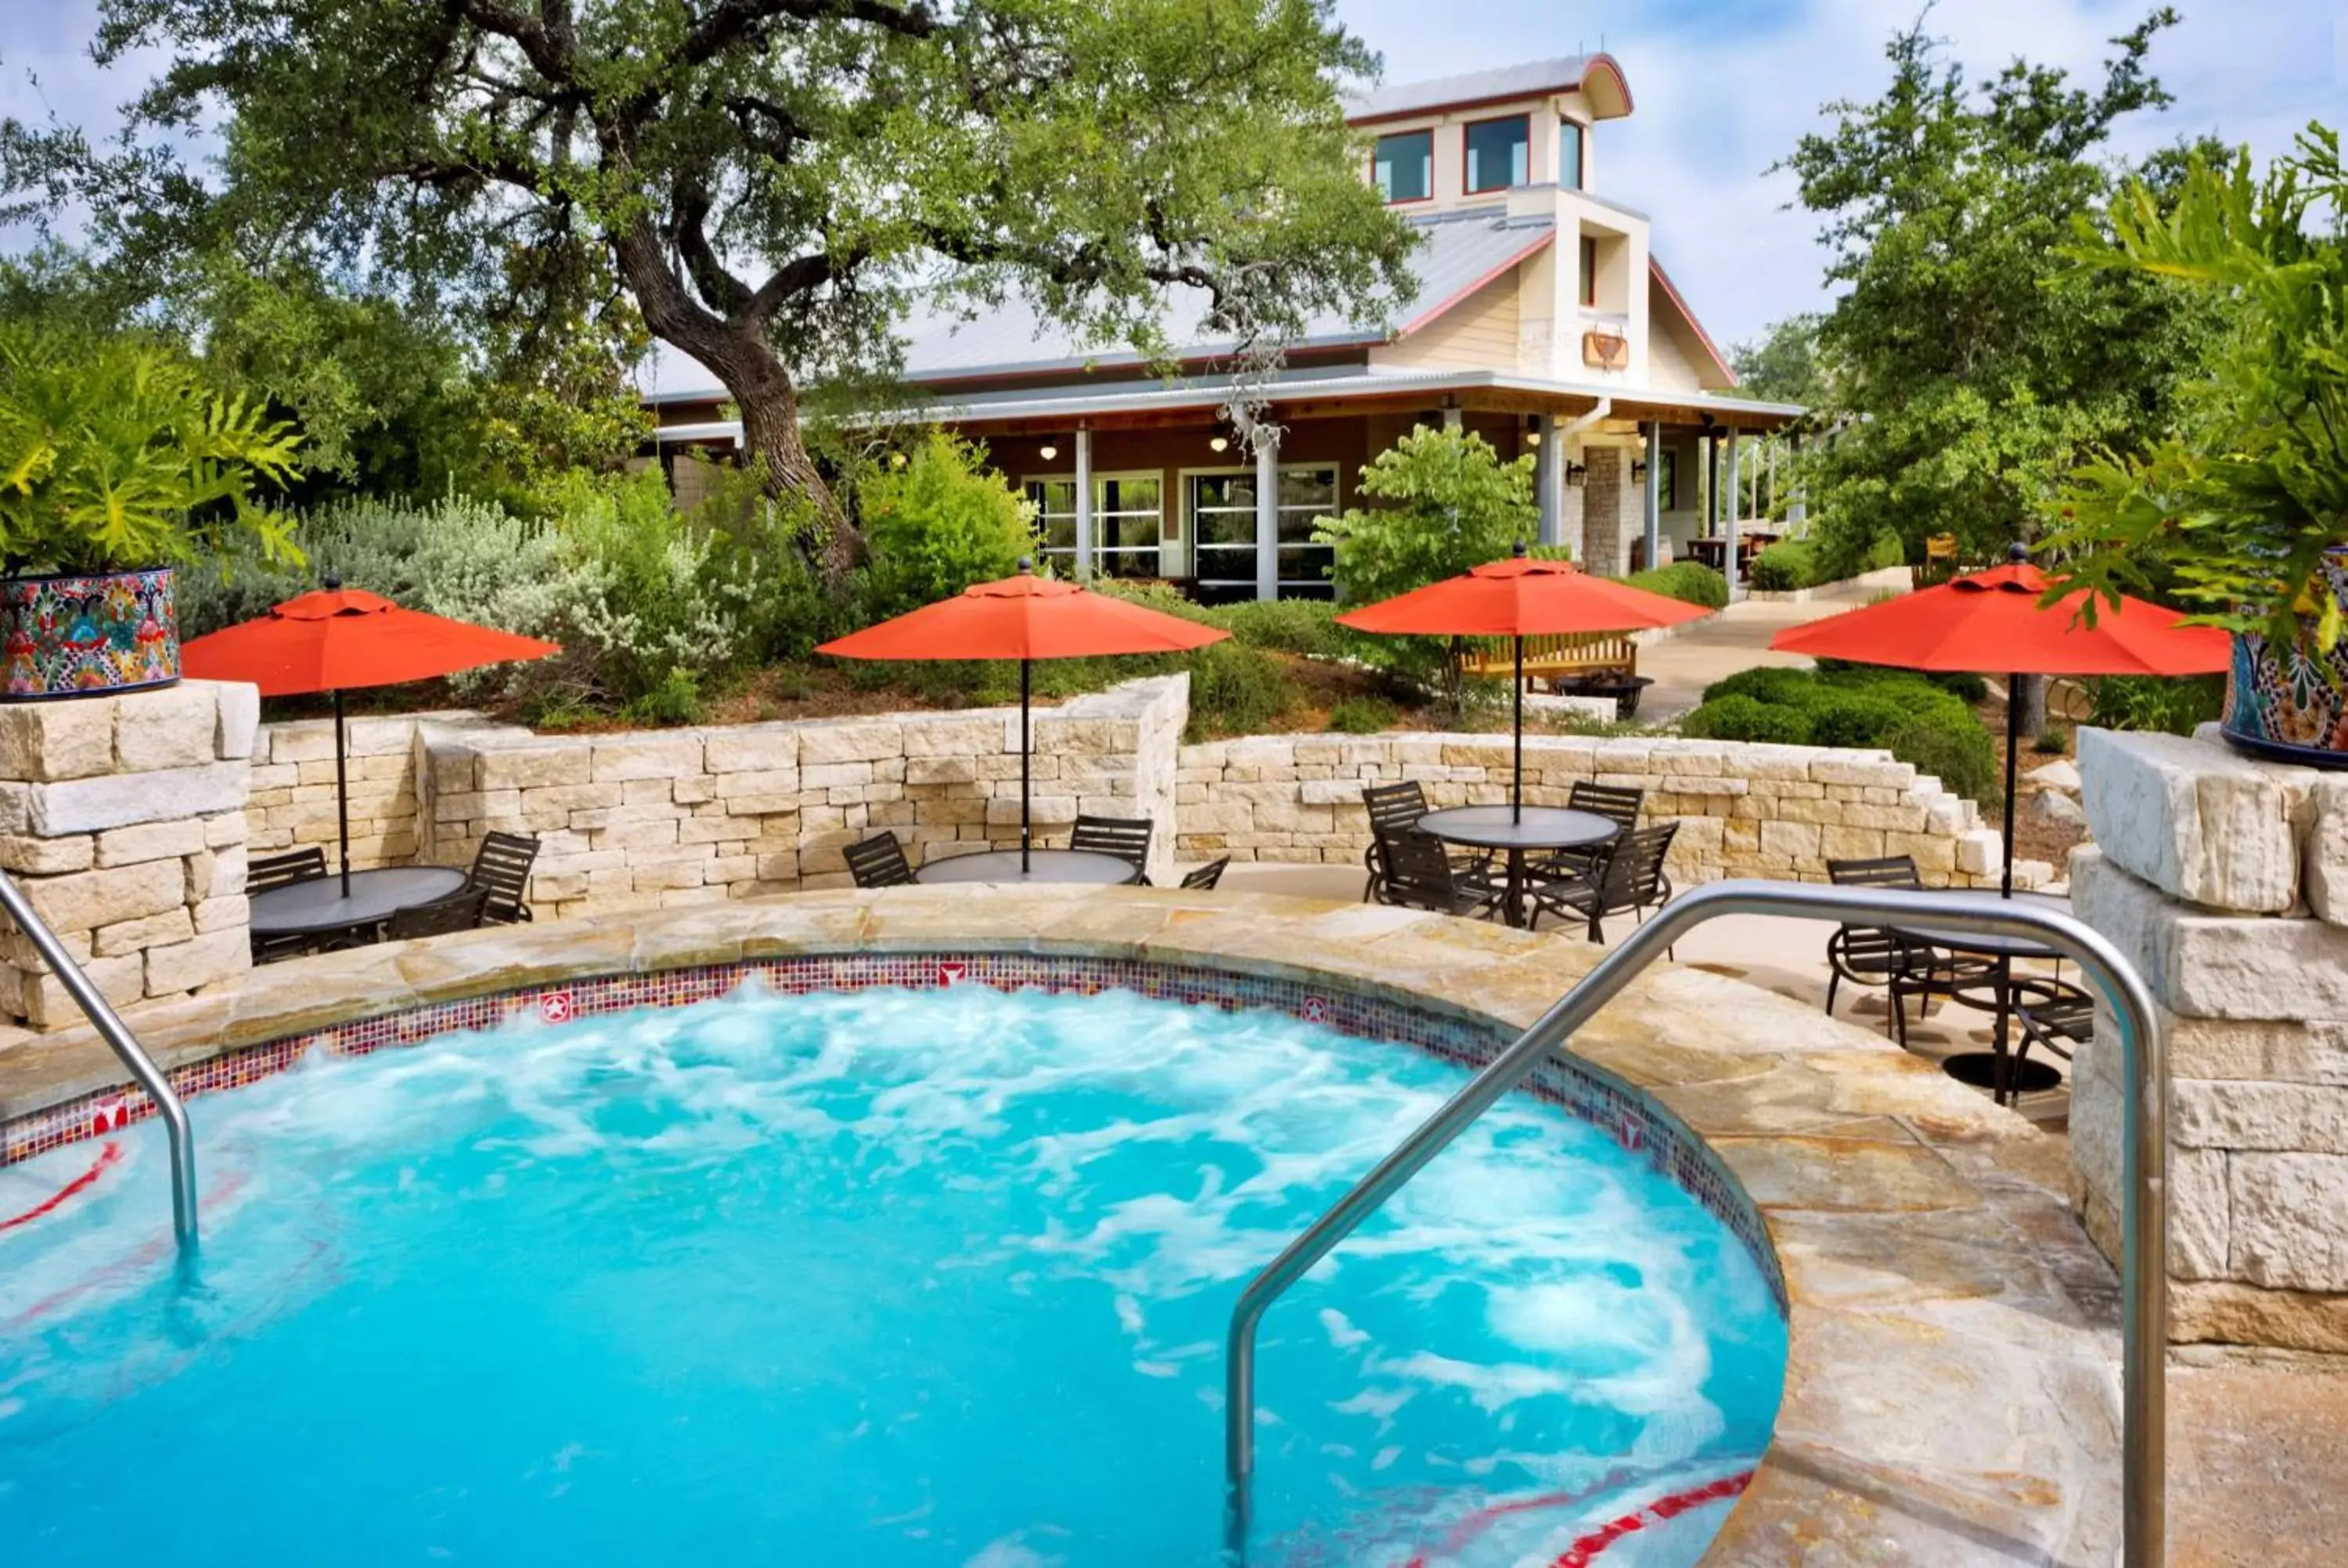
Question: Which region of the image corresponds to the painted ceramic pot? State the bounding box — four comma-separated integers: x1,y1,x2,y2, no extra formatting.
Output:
2222,548,2348,768
0,566,181,701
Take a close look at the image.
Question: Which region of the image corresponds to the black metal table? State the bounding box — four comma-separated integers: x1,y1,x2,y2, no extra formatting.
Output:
913,849,1143,886
1890,890,2073,1104
248,866,470,942
1414,805,1618,930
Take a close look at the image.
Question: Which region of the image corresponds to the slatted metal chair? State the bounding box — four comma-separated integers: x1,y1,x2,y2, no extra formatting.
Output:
844,832,917,889
1529,821,1679,946
247,847,331,964
1536,781,1643,879
249,847,327,894
1824,855,1991,1050
1361,782,1430,902
1068,815,1152,881
1178,857,1230,891
386,886,490,942
1950,973,2089,1106
466,831,539,924
1371,830,1504,921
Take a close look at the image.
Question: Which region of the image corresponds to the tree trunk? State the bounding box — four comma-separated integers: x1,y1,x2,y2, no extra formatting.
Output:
2014,672,2048,744
609,225,862,588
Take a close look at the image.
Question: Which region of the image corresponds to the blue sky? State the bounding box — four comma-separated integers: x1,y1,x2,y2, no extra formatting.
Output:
2,0,2339,350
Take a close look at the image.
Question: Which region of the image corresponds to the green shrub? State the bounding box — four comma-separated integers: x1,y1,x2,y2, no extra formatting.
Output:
2033,725,2073,755
1702,666,1821,707
1626,561,1730,609
1324,696,1396,734
1680,694,1813,744
1886,716,2000,807
1867,529,1906,571
619,667,706,727
1183,642,1298,741
857,431,1037,620
1211,596,1346,657
2087,673,2225,735
1806,693,1910,749
1748,538,1821,592
1927,670,1990,703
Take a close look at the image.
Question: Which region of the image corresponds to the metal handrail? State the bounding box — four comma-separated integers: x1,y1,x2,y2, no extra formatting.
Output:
0,869,197,1248
1223,879,2165,1566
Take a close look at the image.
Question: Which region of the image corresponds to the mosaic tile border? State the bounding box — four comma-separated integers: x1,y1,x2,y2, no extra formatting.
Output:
0,951,1785,1312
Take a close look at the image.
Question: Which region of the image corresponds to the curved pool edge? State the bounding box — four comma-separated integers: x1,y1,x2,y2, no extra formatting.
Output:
0,885,2124,1564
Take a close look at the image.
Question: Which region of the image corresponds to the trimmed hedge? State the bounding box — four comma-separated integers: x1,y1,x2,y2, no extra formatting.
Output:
1626,561,1729,610
1748,538,1821,592
1681,664,2000,805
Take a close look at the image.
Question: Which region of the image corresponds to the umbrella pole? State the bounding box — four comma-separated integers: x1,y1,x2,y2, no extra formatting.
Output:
2001,673,2020,899
1513,634,1525,823
334,688,352,898
1021,658,1032,876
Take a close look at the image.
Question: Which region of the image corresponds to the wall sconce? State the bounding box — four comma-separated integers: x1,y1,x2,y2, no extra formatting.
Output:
1209,435,1229,454
1038,442,1059,462
1630,459,1649,484
1524,427,1543,447
1565,462,1587,488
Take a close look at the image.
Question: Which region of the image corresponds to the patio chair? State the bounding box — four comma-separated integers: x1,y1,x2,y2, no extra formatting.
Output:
466,831,540,924
1529,821,1678,947
249,847,327,895
1949,973,2090,1106
1069,815,1153,880
1535,781,1643,879
1824,855,1992,1050
1360,781,1430,903
386,886,490,942
247,847,332,965
845,832,917,889
1177,857,1230,891
1372,830,1505,921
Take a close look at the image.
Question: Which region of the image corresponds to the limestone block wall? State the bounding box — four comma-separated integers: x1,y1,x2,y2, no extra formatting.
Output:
416,675,1187,919
1175,732,2014,887
0,680,256,1030
2072,725,2348,1351
245,709,507,869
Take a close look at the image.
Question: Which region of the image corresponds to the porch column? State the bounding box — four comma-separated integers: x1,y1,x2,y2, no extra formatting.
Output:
1704,433,1720,538
1442,405,1463,431
1642,421,1662,570
1723,426,1743,587
1254,430,1280,602
1072,426,1094,581
1788,432,1807,524
1536,416,1564,548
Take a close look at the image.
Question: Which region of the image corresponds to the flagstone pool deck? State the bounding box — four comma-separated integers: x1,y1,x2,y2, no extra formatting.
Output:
0,885,2157,1562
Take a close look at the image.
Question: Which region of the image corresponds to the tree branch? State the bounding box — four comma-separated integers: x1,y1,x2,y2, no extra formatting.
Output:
668,175,753,317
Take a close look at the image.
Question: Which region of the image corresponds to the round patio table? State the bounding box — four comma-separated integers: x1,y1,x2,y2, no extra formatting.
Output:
1889,890,2073,1106
1413,805,1618,930
914,849,1142,886
248,866,470,941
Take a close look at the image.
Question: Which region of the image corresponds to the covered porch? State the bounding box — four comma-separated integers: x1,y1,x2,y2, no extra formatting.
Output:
920,368,1806,600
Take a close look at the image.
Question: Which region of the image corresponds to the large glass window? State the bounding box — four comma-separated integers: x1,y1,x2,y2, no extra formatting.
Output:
1022,474,1165,579
1373,130,1432,203
1188,466,1339,600
1464,115,1529,193
1560,120,1583,190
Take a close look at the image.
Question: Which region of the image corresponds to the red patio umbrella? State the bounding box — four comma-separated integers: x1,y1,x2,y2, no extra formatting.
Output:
816,563,1228,872
1335,545,1716,819
1771,543,2229,894
182,580,560,895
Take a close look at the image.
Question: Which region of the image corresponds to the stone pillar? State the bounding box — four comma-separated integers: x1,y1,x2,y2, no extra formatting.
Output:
0,681,257,1030
1581,444,1625,577
2072,725,2348,1350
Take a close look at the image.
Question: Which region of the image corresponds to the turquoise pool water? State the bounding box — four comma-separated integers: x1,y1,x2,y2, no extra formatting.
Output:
0,984,1785,1566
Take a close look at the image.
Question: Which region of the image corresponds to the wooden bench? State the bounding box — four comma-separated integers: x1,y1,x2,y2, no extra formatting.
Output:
1457,631,1651,719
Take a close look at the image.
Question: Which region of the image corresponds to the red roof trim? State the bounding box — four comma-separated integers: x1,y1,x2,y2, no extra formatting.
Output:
1647,257,1735,386
1395,228,1556,337
1581,53,1633,117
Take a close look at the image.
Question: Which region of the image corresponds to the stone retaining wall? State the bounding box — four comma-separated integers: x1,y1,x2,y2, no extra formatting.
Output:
417,676,1187,919
0,681,254,1029
2072,725,2348,1350
1175,731,2015,887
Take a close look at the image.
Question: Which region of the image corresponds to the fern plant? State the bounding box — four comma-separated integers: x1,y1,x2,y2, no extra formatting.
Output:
0,327,303,574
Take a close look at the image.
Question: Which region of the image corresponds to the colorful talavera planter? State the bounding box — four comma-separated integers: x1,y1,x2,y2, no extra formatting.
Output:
2221,548,2348,768
0,566,181,702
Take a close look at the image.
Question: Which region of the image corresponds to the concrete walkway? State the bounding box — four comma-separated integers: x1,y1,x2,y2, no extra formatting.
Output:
1638,573,1910,721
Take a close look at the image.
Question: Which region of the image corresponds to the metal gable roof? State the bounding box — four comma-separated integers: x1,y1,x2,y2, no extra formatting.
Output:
884,211,1554,387
1344,56,1627,122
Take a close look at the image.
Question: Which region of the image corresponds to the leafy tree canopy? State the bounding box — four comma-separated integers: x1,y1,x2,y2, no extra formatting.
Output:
1774,8,2232,574
5,0,1418,584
